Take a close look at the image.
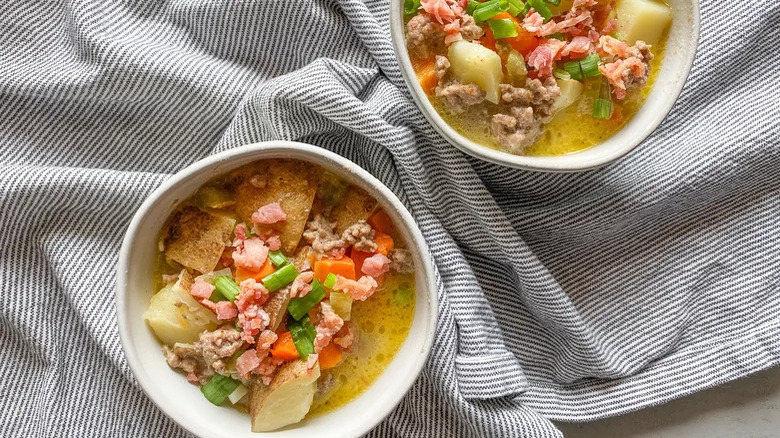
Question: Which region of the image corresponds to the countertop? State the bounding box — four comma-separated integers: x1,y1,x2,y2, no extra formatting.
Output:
555,366,780,438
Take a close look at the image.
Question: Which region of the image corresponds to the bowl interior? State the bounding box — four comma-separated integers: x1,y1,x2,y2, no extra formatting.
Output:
390,0,699,171
117,142,437,438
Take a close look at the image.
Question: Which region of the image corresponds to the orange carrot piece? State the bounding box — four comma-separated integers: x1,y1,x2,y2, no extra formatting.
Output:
235,258,276,283
318,343,343,370
367,209,394,234
480,26,497,51
270,332,300,361
417,61,438,96
314,256,356,282
351,249,372,276
374,232,394,256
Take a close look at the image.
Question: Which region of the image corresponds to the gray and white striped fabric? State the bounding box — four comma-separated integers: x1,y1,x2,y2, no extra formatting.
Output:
1,0,778,437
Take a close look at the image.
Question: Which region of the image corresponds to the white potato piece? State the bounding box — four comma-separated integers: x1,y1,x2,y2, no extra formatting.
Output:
553,79,584,112
250,361,321,432
615,0,673,46
447,41,504,104
143,271,218,345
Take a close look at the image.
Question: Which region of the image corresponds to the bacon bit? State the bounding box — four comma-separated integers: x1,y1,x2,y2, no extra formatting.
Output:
313,302,344,353
190,279,215,300
290,271,314,298
332,275,379,301
251,202,287,225
237,304,271,343
573,0,596,7
333,322,355,350
601,18,618,34
232,237,269,271
215,301,238,320
199,299,217,312
233,223,248,247
236,278,269,312
420,0,464,24
598,35,629,58
561,35,592,58
266,235,282,251
361,253,391,278
599,57,646,99
556,9,593,35
527,38,566,78
522,11,557,37
254,355,283,385
444,20,462,45
235,349,261,379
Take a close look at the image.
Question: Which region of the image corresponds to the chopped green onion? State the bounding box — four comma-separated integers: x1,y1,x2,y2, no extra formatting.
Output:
214,276,240,302
403,0,421,15
563,60,583,81
267,250,288,268
487,18,518,39
527,0,552,20
288,315,317,360
466,0,480,15
507,0,524,16
579,53,601,78
544,0,561,5
593,98,612,119
227,384,249,404
522,1,532,14
548,32,565,40
393,286,414,307
473,0,509,22
288,280,327,321
200,374,240,406
323,272,338,289
261,263,299,292
553,69,571,80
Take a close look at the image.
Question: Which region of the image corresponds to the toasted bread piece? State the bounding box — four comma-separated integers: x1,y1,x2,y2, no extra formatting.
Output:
331,187,377,235
234,160,318,253
164,206,235,273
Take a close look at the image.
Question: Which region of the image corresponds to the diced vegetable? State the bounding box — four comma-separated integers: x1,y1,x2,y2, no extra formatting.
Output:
262,263,299,292
196,186,235,209
313,256,355,282
374,231,394,255
250,361,320,432
505,50,528,86
593,98,613,119
287,315,317,359
227,383,250,405
579,54,601,78
323,273,338,289
195,268,232,285
473,0,509,23
404,0,421,15
271,332,301,361
235,259,275,283
329,292,354,321
143,271,218,345
288,280,327,321
214,276,240,302
615,0,673,45
318,343,343,370
527,0,552,20
447,41,504,104
563,59,583,80
350,250,372,277
548,32,565,40
553,78,584,112
417,60,438,96
367,209,394,235
268,250,288,268
466,0,479,15
507,0,524,16
488,18,518,39
553,69,571,80
201,374,241,406
544,0,561,5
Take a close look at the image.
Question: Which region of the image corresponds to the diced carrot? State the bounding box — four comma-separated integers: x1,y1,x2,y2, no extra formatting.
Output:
367,209,394,234
318,343,343,370
492,12,513,20
314,256,356,282
351,249,372,276
480,26,497,51
418,68,438,96
411,54,435,73
235,258,275,283
270,332,300,361
374,232,394,256
482,13,539,56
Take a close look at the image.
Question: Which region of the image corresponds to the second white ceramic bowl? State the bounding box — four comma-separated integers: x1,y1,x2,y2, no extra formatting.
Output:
390,0,700,171
116,141,438,438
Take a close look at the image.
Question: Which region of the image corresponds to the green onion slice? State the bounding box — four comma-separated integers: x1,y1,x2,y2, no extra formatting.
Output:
593,98,612,119
563,60,583,81
579,53,601,78
507,0,524,16
527,0,552,20
261,263,299,292
466,0,479,15
288,280,327,321
522,1,532,15
323,272,338,289
404,0,421,15
553,69,571,80
288,315,317,360
214,276,240,302
488,18,518,39
200,374,240,406
544,0,561,5
267,250,288,268
548,32,565,40
473,0,509,22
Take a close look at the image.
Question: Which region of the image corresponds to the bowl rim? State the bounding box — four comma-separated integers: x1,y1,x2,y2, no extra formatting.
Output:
116,140,439,438
389,0,701,172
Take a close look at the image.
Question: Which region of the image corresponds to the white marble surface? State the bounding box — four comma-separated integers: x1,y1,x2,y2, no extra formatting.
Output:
555,366,780,438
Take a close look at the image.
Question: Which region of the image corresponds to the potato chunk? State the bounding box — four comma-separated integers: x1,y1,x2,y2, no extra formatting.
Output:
447,41,504,104
250,361,321,432
163,206,235,273
234,160,318,253
143,271,218,345
553,78,584,112
615,0,673,46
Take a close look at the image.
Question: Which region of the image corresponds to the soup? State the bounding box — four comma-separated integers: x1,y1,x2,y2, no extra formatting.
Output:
404,0,672,156
143,159,416,432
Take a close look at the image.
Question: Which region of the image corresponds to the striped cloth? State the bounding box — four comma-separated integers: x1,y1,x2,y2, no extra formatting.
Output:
1,0,778,437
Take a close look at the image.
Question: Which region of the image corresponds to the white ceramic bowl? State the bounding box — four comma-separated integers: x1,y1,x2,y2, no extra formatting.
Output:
116,141,438,438
390,0,700,171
